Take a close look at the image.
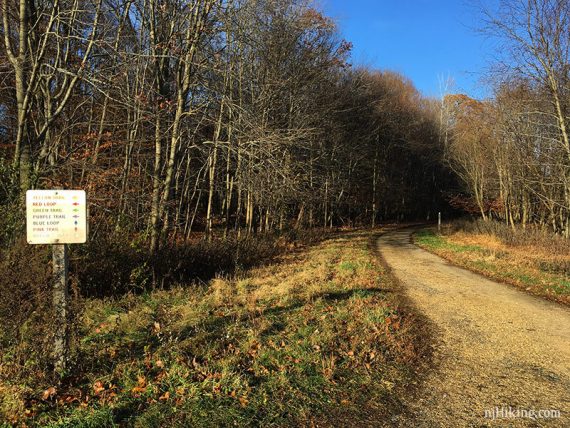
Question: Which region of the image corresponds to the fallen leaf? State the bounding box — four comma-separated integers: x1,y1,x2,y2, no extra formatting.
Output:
137,375,147,387
42,387,56,401
131,386,146,396
93,381,105,395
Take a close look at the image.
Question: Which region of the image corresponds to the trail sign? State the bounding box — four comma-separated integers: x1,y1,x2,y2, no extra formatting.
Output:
26,190,87,244
26,189,87,373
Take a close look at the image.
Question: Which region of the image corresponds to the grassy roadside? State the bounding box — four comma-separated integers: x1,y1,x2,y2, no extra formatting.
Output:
1,230,428,427
414,229,570,305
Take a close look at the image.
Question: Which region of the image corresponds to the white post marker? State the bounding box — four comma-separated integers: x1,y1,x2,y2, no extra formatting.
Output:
26,189,88,373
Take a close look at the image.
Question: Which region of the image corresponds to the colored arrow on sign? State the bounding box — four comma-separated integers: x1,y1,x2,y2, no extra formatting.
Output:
73,202,79,206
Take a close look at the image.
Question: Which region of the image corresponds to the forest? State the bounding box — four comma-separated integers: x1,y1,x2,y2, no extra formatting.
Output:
0,0,450,254
442,0,570,236
0,0,569,425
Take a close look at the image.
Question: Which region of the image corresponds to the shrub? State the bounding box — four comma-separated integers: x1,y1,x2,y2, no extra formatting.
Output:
0,159,23,247
0,237,66,404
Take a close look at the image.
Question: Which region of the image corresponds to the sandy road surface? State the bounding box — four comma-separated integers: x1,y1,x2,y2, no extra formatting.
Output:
377,228,570,427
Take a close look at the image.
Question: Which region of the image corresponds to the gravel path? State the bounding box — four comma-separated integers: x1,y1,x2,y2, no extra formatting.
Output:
378,229,570,427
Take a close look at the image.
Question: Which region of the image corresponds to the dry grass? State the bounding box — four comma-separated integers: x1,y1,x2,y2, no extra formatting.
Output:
451,231,570,268
450,232,503,251
1,230,427,427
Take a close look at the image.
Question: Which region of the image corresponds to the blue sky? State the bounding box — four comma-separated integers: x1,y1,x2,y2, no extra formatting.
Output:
321,0,501,99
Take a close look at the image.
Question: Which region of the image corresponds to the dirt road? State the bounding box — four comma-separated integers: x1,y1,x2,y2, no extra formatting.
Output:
377,228,570,427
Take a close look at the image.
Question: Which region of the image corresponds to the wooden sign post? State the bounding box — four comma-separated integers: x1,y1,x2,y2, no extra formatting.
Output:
26,190,87,373
52,243,69,372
